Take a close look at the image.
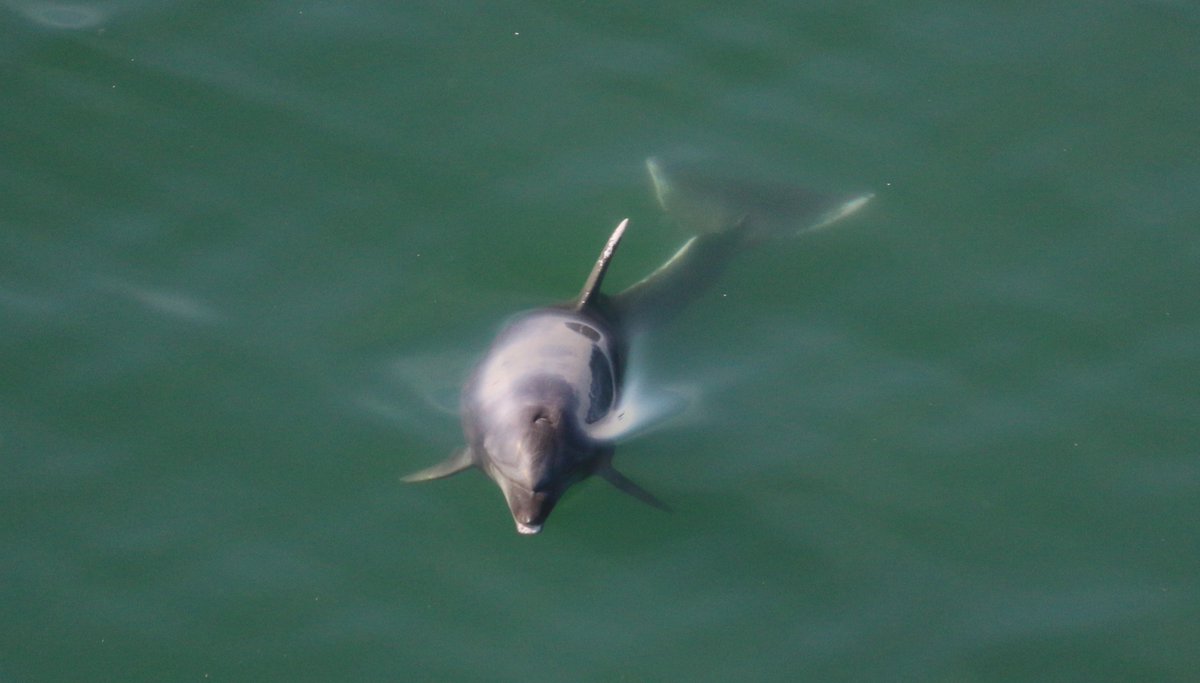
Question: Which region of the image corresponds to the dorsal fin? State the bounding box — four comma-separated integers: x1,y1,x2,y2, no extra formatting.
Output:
574,218,628,311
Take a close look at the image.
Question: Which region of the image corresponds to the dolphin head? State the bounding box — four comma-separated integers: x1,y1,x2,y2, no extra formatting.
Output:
482,376,593,534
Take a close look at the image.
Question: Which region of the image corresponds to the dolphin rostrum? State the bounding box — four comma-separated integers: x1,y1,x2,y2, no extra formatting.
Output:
403,158,873,534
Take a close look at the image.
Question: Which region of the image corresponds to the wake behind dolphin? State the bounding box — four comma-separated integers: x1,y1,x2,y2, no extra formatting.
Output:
403,158,873,534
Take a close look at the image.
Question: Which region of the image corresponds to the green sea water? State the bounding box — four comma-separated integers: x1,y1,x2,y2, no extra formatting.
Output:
3,1,1198,681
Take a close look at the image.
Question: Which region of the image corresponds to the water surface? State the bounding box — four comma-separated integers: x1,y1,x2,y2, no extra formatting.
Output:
3,1,1198,680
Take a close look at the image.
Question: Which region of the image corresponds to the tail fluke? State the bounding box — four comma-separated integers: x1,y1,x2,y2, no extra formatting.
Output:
646,157,872,241
613,157,873,329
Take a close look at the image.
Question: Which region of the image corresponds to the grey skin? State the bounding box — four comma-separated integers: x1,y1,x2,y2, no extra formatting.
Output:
403,158,873,534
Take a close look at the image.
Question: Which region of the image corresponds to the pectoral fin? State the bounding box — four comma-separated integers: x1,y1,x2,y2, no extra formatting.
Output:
402,448,474,483
597,465,670,511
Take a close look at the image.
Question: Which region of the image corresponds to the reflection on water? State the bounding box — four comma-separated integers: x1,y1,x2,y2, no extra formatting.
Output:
7,0,106,29
97,278,224,325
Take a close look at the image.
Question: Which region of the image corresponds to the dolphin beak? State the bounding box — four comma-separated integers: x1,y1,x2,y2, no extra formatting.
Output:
515,521,543,535
497,479,554,535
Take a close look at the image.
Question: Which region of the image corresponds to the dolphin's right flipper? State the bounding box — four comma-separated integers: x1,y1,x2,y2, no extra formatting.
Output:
401,448,474,483
597,464,670,511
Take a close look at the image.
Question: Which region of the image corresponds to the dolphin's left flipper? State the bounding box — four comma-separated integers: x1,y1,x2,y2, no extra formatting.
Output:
402,448,475,482
597,465,670,511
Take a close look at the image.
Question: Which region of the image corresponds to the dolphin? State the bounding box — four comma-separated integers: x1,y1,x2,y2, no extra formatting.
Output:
403,158,873,534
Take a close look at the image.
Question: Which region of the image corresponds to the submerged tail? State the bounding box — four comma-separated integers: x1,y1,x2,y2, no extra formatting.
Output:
613,157,873,328
645,156,873,242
